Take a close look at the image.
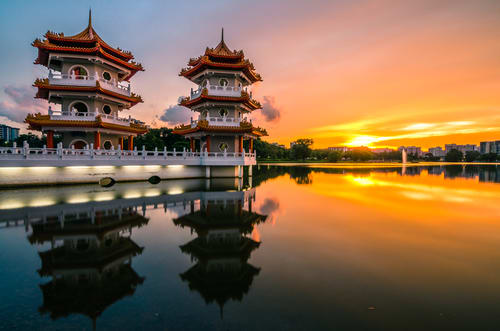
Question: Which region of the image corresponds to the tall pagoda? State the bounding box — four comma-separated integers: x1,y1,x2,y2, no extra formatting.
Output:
26,10,147,150
174,30,267,156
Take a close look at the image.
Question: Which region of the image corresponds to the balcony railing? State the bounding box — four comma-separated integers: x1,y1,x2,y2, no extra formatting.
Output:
48,71,131,96
0,143,256,166
48,108,133,126
190,84,245,99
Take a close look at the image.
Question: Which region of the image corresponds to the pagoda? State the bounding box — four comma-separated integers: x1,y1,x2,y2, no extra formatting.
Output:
173,190,266,315
26,10,147,150
174,29,267,158
30,207,148,328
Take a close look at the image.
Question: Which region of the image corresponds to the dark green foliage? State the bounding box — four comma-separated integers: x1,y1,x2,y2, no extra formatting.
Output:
326,151,342,162
445,149,463,162
290,138,313,161
465,151,481,162
133,128,189,151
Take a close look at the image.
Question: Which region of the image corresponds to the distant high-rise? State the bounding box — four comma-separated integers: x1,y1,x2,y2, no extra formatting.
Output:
480,141,500,154
0,124,20,142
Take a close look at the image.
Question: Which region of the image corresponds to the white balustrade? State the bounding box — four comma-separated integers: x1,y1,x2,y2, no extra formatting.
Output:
0,145,257,166
48,71,131,96
47,110,133,126
205,116,241,127
190,84,242,99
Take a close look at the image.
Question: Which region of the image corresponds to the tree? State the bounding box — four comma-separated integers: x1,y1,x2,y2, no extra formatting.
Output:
445,149,463,162
465,151,480,162
327,151,342,162
290,138,313,161
479,153,498,162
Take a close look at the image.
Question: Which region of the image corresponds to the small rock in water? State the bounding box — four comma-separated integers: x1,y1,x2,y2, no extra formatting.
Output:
368,306,376,310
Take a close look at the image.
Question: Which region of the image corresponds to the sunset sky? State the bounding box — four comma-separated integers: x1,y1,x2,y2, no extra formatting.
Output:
0,0,499,149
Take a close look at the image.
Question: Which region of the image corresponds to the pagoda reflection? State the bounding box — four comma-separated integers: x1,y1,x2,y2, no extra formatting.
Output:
173,189,267,316
29,206,148,329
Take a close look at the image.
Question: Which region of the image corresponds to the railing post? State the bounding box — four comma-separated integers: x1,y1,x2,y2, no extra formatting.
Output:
164,146,167,159
118,144,122,159
90,143,94,159
154,147,158,157
173,148,176,158
134,146,137,156
58,142,63,159
142,145,146,160
23,141,28,159
42,144,47,155
183,147,186,159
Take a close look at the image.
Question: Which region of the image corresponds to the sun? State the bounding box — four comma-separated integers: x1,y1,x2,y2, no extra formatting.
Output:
345,135,380,147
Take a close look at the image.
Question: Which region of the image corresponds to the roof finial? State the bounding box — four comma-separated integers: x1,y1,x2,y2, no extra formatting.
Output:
88,8,92,27
221,27,224,42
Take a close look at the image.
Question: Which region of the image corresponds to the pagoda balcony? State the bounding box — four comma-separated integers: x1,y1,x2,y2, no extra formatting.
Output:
190,116,242,127
48,72,131,96
48,108,135,126
190,84,245,99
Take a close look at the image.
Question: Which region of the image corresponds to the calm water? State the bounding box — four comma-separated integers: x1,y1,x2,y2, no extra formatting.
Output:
0,164,499,331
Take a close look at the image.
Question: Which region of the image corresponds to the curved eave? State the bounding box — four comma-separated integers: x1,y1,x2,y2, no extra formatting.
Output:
33,80,143,106
180,61,262,83
45,30,135,60
173,124,267,137
179,94,261,110
32,41,144,75
25,115,148,134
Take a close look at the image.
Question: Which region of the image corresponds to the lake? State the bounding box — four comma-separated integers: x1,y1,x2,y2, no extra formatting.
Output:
0,164,499,330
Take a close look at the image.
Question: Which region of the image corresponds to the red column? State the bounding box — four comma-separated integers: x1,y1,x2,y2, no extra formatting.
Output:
94,131,101,149
46,130,54,148
206,136,211,153
128,135,134,150
119,137,124,150
249,138,254,153
239,136,243,153
190,137,195,152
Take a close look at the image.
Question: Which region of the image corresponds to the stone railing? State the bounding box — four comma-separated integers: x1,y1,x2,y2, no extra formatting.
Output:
48,71,131,96
48,108,133,126
190,84,245,99
0,143,256,166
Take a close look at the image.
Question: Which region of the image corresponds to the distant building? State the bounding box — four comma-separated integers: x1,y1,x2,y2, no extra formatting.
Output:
290,141,297,149
328,146,350,153
271,142,286,149
480,141,500,154
371,148,394,154
428,147,445,157
398,146,422,157
445,144,478,154
0,124,20,142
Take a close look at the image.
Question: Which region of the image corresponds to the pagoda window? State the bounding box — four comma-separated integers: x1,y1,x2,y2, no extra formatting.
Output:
69,65,88,79
102,105,112,115
219,109,228,117
70,101,88,114
102,71,112,81
219,78,228,87
218,142,228,152
202,80,208,87
103,141,113,150
202,110,208,118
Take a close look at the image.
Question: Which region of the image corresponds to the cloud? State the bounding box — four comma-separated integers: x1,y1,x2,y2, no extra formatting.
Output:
260,96,281,122
0,85,47,123
158,105,193,126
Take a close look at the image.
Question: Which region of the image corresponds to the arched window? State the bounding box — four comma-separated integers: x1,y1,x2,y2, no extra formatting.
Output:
219,79,228,86
218,142,228,152
71,101,88,114
102,71,112,81
219,109,228,117
69,66,88,79
102,105,112,115
103,141,113,150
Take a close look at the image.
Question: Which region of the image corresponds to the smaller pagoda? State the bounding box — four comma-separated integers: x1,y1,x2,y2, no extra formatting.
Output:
174,30,267,156
173,190,266,315
27,10,147,150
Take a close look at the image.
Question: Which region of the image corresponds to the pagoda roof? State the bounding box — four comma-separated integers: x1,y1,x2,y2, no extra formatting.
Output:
33,78,143,106
172,119,267,137
39,263,144,321
32,10,144,80
180,236,261,261
179,89,261,110
25,112,148,135
180,30,262,83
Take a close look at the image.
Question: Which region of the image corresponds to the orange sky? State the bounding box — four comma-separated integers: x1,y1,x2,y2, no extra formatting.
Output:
0,0,499,149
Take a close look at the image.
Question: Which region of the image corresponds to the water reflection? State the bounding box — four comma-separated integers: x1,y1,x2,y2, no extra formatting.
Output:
32,208,147,329
173,190,266,317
